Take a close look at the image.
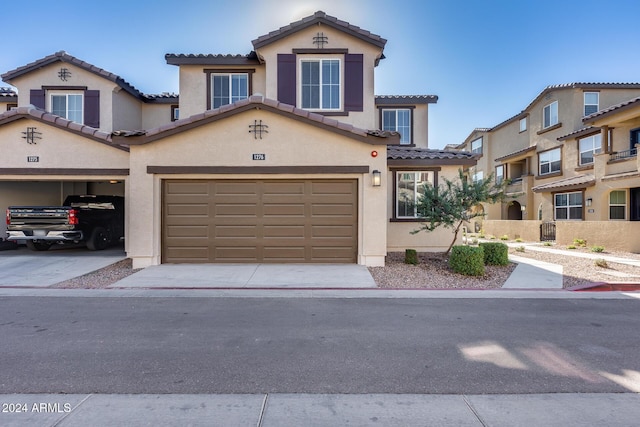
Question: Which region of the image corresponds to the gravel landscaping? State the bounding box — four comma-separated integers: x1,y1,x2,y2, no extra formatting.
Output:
49,243,640,289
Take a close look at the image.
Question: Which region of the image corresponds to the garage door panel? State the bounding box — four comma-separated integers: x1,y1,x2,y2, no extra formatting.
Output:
263,225,305,238
214,246,259,261
215,225,258,238
166,204,209,216
263,204,306,216
165,181,209,195
214,204,258,216
166,225,208,238
163,179,357,263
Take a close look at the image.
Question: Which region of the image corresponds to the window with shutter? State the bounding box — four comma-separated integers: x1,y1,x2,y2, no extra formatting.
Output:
277,54,296,106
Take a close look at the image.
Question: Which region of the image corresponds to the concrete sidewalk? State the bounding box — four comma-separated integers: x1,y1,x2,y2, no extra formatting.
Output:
2,393,639,426
503,254,564,289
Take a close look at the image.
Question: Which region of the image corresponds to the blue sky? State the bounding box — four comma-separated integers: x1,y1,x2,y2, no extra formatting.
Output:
3,0,640,148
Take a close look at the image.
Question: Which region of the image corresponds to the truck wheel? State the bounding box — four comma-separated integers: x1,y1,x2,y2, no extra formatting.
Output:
87,227,110,251
26,241,52,251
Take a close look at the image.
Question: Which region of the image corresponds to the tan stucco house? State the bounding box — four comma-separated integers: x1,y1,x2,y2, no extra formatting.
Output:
457,83,640,252
0,11,476,268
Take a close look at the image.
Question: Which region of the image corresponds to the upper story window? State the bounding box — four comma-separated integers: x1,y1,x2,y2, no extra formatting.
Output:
396,171,434,218
578,134,602,165
212,73,248,108
472,170,484,183
519,117,527,132
543,101,558,129
300,58,341,110
584,92,599,116
171,105,179,122
539,147,561,175
51,93,83,123
471,137,483,155
382,109,411,144
495,165,505,185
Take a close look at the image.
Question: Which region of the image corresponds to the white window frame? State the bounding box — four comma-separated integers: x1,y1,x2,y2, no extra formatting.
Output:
472,170,484,183
584,92,599,116
299,57,342,111
609,190,627,220
211,73,249,109
382,109,411,144
543,101,558,129
395,171,434,218
539,147,561,175
471,137,483,155
554,191,583,221
49,92,83,124
495,165,505,185
519,117,527,132
578,134,602,165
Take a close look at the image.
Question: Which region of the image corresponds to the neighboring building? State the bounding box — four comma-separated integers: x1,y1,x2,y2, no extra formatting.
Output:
458,83,640,251
0,87,17,112
0,11,476,267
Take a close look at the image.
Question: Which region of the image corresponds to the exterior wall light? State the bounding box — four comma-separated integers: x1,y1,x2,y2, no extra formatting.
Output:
372,170,381,187
520,205,526,212
586,198,593,207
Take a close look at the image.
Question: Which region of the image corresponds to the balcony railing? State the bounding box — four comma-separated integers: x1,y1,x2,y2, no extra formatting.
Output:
609,148,637,161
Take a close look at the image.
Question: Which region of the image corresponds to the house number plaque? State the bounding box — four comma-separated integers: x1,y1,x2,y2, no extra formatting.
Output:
27,156,40,163
252,154,266,161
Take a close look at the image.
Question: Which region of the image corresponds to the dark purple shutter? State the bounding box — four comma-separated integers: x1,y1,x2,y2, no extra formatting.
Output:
84,90,100,128
277,54,296,106
344,54,363,112
30,89,45,109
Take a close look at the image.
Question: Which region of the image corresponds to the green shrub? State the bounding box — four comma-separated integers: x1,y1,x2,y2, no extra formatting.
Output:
404,249,418,265
489,235,496,240
479,242,510,266
479,233,486,239
594,258,608,268
500,234,509,241
516,246,525,253
567,245,577,249
543,242,552,246
573,238,587,247
591,246,605,253
471,238,479,245
449,245,485,276
515,238,523,243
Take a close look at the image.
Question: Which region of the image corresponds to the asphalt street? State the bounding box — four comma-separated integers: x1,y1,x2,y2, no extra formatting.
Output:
1,296,638,395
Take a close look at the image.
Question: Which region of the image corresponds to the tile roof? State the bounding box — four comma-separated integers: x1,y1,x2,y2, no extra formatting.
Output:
165,53,260,66
252,11,387,50
523,82,640,113
557,126,598,141
531,174,595,193
375,95,438,105
113,95,399,146
583,95,640,123
144,93,179,103
1,51,174,104
0,106,127,151
494,145,537,162
0,87,17,98
387,147,478,165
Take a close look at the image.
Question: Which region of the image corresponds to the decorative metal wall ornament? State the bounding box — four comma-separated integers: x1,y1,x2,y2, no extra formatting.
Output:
58,67,72,81
22,127,42,144
313,32,329,48
249,120,269,139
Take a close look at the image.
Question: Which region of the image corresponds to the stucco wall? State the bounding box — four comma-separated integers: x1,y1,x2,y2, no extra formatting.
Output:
255,25,381,130
9,62,121,133
142,103,174,129
127,108,387,268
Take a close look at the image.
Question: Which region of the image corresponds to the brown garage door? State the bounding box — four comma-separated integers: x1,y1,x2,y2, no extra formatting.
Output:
162,179,358,263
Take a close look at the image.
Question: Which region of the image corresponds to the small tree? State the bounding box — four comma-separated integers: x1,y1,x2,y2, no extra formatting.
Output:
411,169,507,255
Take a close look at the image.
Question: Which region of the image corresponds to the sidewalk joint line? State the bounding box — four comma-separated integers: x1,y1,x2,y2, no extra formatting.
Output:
257,393,269,427
462,394,488,427
52,393,93,427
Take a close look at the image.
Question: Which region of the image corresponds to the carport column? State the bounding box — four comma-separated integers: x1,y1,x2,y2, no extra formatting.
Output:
128,148,159,269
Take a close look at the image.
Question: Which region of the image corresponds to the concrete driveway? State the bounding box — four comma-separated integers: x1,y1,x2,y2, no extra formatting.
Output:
110,263,377,289
0,244,126,287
